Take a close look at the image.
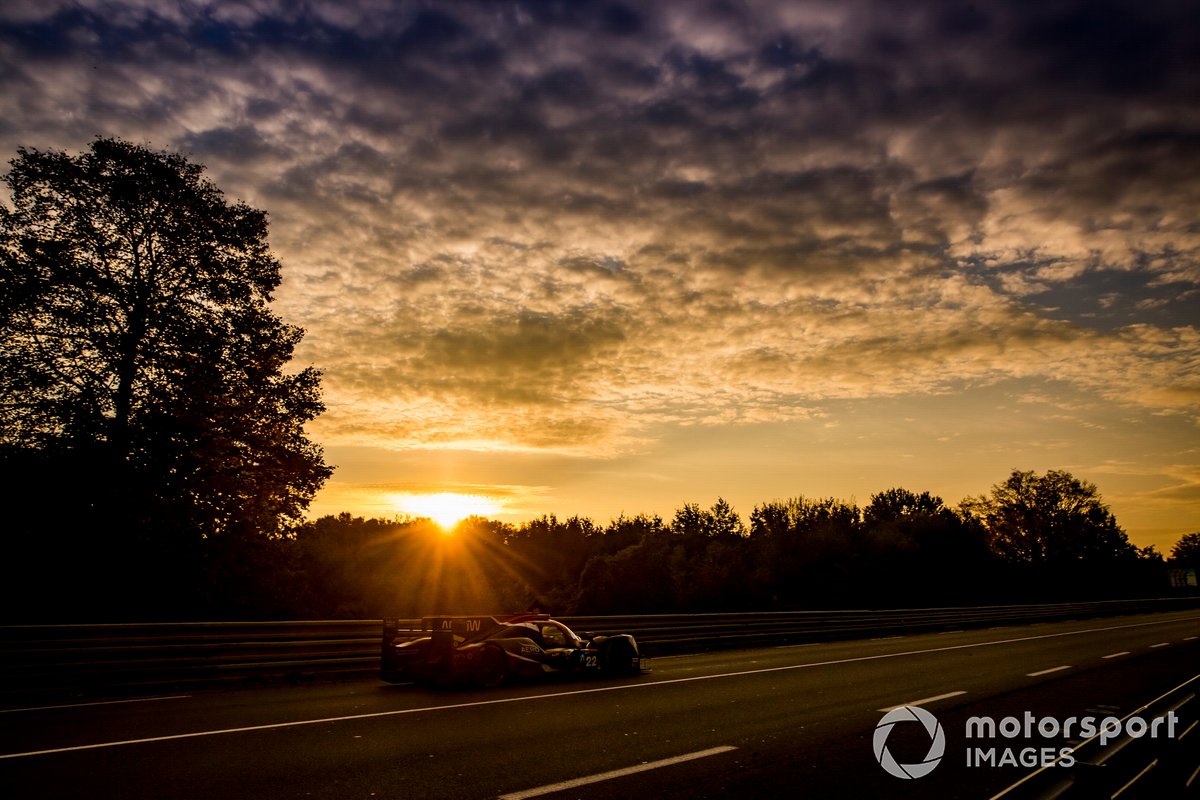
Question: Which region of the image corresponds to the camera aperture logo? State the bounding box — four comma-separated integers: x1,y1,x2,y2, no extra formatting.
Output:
873,705,946,779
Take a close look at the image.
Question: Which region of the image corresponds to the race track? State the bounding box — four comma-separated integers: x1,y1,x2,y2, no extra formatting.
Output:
4,610,1200,799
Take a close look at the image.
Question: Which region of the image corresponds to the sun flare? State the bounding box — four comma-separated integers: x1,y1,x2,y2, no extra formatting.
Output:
395,492,502,531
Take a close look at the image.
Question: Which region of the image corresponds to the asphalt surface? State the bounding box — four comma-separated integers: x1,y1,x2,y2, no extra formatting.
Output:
3,610,1200,799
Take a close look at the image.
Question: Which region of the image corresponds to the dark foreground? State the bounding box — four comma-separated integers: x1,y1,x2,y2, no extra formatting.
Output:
3,610,1200,799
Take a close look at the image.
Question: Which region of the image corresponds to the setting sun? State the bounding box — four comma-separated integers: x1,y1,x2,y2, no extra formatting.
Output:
394,492,502,531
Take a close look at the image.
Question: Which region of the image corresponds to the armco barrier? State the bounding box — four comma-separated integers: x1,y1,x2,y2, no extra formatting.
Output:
564,597,1200,654
0,620,384,701
990,670,1200,799
2,597,1199,701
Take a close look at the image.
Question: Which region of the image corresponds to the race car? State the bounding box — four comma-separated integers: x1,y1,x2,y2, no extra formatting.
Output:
380,613,647,687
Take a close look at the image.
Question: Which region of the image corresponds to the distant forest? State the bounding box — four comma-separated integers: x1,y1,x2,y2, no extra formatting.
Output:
6,468,1195,623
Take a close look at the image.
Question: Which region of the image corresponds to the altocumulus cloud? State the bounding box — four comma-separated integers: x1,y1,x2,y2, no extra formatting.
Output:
1,0,1198,459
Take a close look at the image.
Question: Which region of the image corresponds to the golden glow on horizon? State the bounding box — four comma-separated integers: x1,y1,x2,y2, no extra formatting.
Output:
393,492,502,531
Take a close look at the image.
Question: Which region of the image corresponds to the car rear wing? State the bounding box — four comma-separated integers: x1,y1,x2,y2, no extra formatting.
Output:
382,613,552,648
421,616,504,637
419,613,551,637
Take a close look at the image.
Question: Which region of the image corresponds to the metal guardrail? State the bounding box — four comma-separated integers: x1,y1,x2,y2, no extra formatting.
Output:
992,670,1200,799
0,620,383,700
563,598,1200,654
2,598,1199,701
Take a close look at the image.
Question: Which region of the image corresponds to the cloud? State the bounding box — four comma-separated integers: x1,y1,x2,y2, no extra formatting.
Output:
2,0,1198,458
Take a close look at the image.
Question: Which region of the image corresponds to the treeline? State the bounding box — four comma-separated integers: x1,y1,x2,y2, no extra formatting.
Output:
4,469,1186,623
269,473,1170,620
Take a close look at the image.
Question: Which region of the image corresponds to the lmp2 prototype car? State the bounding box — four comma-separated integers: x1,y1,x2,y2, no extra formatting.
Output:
380,613,647,687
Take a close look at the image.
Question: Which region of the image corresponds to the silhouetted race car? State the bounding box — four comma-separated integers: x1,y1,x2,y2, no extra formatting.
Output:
380,613,647,687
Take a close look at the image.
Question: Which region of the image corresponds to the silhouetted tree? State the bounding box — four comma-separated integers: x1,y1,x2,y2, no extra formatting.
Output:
1171,533,1200,569
671,498,746,542
601,513,665,554
708,497,747,539
962,470,1138,565
502,514,601,610
863,488,948,526
862,488,995,605
749,497,862,606
0,137,330,618
575,534,679,613
959,469,1157,600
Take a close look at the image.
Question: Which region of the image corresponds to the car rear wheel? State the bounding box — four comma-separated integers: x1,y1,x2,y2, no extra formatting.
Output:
476,645,507,688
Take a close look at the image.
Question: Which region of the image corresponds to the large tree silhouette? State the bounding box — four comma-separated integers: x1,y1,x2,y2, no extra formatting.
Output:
1,138,330,617
963,469,1138,565
1171,532,1200,569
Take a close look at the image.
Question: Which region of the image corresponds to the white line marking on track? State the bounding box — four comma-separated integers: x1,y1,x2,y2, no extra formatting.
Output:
1150,642,1170,648
5,614,1199,761
1027,666,1072,677
877,691,965,712
1111,759,1157,798
1186,636,1198,641
990,670,1200,799
0,696,191,714
1102,651,1131,659
496,746,738,800
1188,762,1200,788
1163,694,1193,716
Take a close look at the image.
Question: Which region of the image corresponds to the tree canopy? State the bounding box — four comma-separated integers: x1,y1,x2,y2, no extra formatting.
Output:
1172,532,1200,569
1,137,330,617
963,469,1140,566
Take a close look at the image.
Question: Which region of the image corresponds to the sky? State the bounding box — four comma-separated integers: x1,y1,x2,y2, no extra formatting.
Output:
1,0,1198,551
